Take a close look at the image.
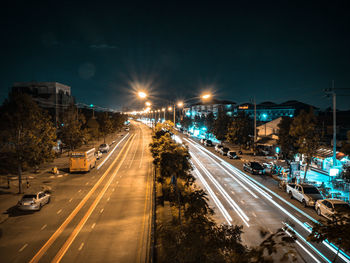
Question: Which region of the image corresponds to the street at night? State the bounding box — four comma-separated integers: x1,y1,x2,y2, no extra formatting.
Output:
1,1,350,263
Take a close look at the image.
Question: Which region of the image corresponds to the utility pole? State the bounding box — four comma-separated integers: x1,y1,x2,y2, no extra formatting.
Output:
254,97,257,152
332,80,337,167
173,103,176,126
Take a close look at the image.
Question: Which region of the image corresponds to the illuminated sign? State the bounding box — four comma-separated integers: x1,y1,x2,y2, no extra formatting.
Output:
239,105,249,109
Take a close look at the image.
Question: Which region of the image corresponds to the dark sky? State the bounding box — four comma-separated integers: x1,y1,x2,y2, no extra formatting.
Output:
1,0,350,110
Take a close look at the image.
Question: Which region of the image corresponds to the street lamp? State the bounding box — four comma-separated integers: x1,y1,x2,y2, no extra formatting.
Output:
201,93,211,100
145,101,151,106
138,91,147,99
162,108,165,121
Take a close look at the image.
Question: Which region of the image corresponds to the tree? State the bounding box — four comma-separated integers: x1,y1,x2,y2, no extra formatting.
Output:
213,108,232,142
99,112,114,143
290,109,320,181
59,105,87,151
226,112,253,150
87,117,100,141
111,112,127,131
277,117,298,160
204,112,215,136
180,116,192,130
0,93,56,193
308,216,350,262
340,131,350,155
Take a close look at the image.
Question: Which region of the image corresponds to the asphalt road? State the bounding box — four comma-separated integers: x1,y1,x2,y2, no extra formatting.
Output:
0,121,153,263
181,135,350,263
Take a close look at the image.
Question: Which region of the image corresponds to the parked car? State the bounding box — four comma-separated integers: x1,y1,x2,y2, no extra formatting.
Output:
95,150,103,160
215,144,224,152
125,127,130,131
99,143,110,153
227,151,239,159
315,199,350,221
204,140,213,147
286,183,323,207
17,192,50,211
243,162,265,175
219,147,230,156
200,138,206,144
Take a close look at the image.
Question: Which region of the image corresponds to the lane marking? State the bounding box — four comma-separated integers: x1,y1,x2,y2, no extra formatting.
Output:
68,198,73,203
78,189,81,193
78,243,84,251
137,160,152,262
19,243,28,252
100,208,104,214
41,224,47,230
187,138,348,263
252,212,257,218
85,182,89,186
240,200,245,205
107,197,110,202
91,223,96,229
231,191,235,195
129,133,139,168
139,125,144,168
57,209,62,215
112,188,115,192
97,133,130,170
193,166,232,224
29,134,134,263
51,134,136,263
191,154,249,227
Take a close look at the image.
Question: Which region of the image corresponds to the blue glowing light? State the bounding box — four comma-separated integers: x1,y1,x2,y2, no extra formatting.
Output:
90,104,94,108
276,147,280,154
201,127,207,131
261,113,268,120
186,112,191,117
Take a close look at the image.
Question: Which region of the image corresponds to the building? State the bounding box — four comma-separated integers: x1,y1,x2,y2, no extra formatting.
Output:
12,81,74,125
185,99,236,119
234,100,318,122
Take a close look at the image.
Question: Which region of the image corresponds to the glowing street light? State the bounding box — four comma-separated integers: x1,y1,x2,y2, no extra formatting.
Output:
138,91,147,99
177,101,183,107
145,101,151,106
201,93,211,100
168,107,172,111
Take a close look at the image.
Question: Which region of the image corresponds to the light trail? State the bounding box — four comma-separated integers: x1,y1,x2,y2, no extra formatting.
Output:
192,164,232,225
191,153,250,227
185,138,350,263
97,133,130,170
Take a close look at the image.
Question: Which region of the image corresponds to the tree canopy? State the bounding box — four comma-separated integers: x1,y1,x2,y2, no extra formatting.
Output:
0,93,56,193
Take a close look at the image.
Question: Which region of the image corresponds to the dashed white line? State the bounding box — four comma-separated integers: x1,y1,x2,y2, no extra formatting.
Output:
57,209,62,215
57,174,63,178
107,197,110,202
252,212,257,218
240,200,245,205
231,191,235,195
91,223,96,229
112,188,115,192
85,182,89,186
41,224,47,230
78,242,84,251
69,198,73,202
18,243,28,252
100,208,104,213
78,189,82,193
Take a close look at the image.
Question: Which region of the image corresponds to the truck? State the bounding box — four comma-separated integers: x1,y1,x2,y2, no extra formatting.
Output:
286,183,323,207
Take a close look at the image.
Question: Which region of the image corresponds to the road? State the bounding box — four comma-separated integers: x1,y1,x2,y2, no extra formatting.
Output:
0,121,153,263
181,136,350,263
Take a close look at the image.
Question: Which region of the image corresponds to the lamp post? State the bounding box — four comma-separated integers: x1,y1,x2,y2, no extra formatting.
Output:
162,108,165,122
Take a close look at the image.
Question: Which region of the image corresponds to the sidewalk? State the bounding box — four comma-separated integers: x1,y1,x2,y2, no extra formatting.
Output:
0,131,124,224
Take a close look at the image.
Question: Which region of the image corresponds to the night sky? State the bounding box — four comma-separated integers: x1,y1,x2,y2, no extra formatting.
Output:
1,0,350,110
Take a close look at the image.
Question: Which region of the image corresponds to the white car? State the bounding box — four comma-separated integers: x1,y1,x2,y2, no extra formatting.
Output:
315,199,350,221
215,144,223,152
95,151,103,160
17,192,50,211
99,143,110,153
